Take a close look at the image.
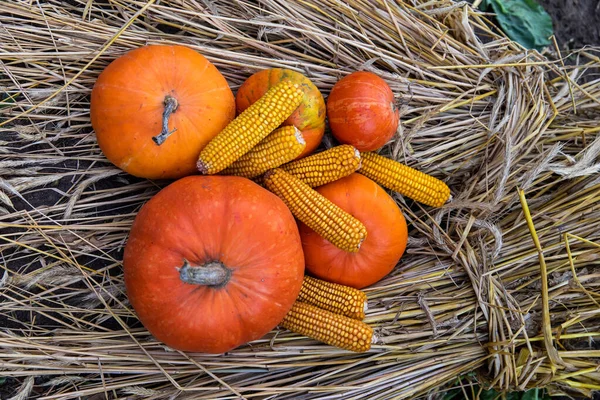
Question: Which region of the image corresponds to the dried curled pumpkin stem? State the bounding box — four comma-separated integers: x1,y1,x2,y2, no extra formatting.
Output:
177,259,231,287
152,95,179,145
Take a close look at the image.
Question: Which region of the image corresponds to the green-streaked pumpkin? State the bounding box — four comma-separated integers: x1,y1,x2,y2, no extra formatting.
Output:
236,68,326,159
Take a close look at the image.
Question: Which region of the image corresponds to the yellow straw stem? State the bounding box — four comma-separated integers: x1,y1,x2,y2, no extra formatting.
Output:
518,188,571,370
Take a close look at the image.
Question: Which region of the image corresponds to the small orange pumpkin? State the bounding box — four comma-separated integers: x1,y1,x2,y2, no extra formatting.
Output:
123,175,305,353
326,71,399,152
299,173,408,289
235,68,326,159
91,45,235,180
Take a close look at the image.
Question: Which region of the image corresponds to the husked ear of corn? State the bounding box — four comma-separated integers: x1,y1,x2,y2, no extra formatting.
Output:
280,301,373,352
359,152,451,207
298,275,368,320
280,144,361,187
197,80,304,175
221,126,306,178
263,168,367,252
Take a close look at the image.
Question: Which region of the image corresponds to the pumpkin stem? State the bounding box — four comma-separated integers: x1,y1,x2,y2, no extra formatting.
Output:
152,95,179,146
177,259,231,287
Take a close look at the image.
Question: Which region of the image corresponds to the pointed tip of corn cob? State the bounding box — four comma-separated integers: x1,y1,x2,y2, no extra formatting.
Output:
196,80,304,175
298,275,368,320
264,168,367,252
197,159,210,175
359,151,451,207
357,236,365,249
281,301,373,352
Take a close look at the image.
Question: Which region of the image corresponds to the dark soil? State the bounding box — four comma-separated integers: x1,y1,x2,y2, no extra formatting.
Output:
540,0,600,50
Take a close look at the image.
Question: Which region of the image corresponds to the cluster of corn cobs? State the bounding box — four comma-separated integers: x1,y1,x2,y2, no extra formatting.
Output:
195,80,451,352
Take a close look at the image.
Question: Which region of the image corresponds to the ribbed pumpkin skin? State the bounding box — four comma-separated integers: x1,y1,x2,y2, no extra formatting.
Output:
235,68,326,159
326,71,399,152
123,176,305,353
91,45,235,179
299,173,407,289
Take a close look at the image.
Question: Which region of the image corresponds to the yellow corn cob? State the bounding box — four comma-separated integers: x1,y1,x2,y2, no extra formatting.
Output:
298,275,367,320
359,152,451,207
264,168,367,252
280,301,373,352
280,144,361,187
197,81,304,175
221,126,306,178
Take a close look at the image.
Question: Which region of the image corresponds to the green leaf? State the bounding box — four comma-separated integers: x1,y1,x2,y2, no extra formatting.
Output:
442,390,460,400
483,0,554,50
479,388,501,400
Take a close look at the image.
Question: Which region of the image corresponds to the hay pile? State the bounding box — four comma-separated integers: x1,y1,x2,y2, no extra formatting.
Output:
1,0,599,398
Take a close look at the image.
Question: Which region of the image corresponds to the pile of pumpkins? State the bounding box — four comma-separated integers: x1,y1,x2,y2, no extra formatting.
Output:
90,44,438,354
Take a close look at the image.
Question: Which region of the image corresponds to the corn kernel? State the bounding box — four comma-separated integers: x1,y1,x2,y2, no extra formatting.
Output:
280,144,361,187
197,81,304,175
281,301,373,352
221,126,305,178
298,276,367,320
359,152,450,207
264,168,367,252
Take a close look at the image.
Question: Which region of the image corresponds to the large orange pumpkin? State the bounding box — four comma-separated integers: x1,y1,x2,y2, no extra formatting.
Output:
123,175,305,353
326,71,399,152
91,45,235,180
236,68,325,159
299,173,408,289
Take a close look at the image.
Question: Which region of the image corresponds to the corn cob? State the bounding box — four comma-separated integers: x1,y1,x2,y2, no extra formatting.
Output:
281,301,373,352
221,126,306,178
298,275,367,320
197,81,304,175
280,144,361,187
264,168,367,252
359,152,451,207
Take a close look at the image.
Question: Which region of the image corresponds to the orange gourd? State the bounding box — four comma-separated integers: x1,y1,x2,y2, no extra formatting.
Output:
326,71,399,152
235,68,325,159
91,45,235,180
299,173,407,289
123,175,305,353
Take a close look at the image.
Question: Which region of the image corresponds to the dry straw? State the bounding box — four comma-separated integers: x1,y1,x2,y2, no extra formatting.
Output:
1,0,599,399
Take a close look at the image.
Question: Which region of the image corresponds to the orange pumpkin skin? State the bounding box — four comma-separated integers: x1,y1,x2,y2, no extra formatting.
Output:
123,175,305,353
299,173,407,289
91,45,235,180
236,68,326,159
326,71,399,152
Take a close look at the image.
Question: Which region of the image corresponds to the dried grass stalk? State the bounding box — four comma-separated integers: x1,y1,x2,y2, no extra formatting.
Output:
1,0,599,399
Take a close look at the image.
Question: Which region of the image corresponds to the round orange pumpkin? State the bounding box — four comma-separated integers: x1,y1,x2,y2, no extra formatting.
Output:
326,71,399,152
299,173,407,289
123,175,305,353
91,45,235,180
236,68,325,159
